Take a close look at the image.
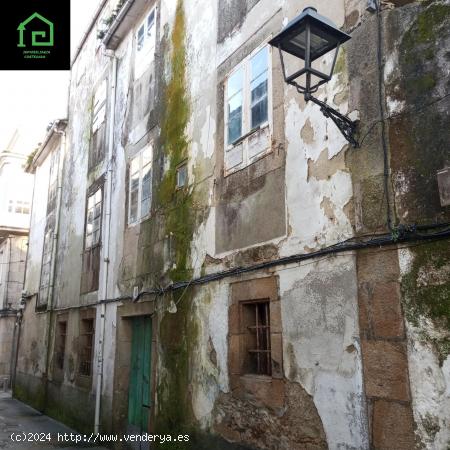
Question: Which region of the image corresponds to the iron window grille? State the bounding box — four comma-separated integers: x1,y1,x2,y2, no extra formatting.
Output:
242,300,272,376
79,319,94,377
55,321,67,370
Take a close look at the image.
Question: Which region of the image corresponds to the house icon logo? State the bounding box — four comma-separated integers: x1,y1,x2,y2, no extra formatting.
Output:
17,12,54,47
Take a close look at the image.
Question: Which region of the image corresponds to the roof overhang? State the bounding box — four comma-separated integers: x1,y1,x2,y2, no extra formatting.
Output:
0,227,29,244
103,0,150,50
25,119,67,173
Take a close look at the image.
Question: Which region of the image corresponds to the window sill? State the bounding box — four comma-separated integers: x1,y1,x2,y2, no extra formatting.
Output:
224,123,272,177
127,213,152,228
229,125,262,147
84,243,102,253
240,374,273,382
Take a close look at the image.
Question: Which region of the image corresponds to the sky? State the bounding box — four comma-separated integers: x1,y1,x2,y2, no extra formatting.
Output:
0,0,101,155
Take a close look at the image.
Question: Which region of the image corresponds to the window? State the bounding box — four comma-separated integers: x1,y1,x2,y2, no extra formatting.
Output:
136,8,156,53
241,301,271,375
137,25,145,51
81,184,103,294
92,80,107,133
79,318,95,377
228,277,283,407
47,151,59,213
38,230,53,306
135,7,157,78
90,80,107,170
129,146,152,224
8,200,30,214
224,46,272,174
176,164,187,189
55,320,67,371
85,188,103,249
37,150,59,310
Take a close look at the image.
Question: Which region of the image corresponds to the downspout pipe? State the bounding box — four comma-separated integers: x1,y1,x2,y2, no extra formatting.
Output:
6,237,12,309
94,50,117,435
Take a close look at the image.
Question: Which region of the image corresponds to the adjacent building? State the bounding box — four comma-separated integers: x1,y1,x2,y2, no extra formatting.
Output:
14,0,450,449
0,143,33,383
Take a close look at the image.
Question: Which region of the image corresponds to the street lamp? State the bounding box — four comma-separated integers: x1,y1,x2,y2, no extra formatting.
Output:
269,7,359,147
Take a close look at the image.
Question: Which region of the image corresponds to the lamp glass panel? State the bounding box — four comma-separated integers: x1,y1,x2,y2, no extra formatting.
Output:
288,31,330,59
289,30,307,54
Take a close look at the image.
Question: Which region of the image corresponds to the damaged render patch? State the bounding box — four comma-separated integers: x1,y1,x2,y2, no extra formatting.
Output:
320,197,337,225
301,118,315,145
307,147,347,182
213,381,327,449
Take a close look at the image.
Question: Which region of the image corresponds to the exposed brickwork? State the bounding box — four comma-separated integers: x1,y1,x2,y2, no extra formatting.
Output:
357,249,416,449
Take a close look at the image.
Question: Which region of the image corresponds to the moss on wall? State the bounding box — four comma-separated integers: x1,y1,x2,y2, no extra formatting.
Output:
334,46,346,75
13,377,46,412
388,1,450,224
401,240,450,365
154,1,198,446
155,289,198,449
157,0,194,283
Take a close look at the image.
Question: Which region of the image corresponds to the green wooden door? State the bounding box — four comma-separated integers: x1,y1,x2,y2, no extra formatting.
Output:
128,316,152,433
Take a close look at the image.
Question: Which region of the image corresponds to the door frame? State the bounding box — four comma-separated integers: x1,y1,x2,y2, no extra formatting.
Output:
112,301,157,436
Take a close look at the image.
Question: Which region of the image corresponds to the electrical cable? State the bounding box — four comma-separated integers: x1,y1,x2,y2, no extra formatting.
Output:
376,0,393,232
132,223,450,302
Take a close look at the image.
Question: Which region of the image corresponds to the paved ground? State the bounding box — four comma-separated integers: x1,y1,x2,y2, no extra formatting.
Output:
0,392,106,449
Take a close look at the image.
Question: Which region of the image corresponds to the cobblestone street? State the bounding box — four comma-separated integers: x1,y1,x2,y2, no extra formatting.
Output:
0,393,106,449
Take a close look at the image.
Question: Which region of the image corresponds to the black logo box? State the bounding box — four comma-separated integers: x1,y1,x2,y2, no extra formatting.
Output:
0,0,70,70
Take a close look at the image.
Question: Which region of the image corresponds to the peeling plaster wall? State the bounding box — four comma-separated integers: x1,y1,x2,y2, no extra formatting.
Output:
278,257,367,449
384,3,450,448
152,2,368,447
16,0,450,447
399,243,450,449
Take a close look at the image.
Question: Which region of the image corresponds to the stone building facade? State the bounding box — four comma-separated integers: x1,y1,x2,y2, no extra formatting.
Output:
0,148,33,383
14,0,450,449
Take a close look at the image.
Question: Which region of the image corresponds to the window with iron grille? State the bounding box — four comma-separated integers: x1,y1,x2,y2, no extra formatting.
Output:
229,276,283,397
241,301,272,376
79,318,95,377
55,320,67,371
